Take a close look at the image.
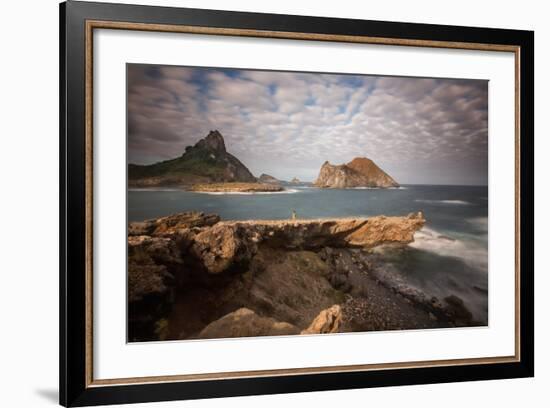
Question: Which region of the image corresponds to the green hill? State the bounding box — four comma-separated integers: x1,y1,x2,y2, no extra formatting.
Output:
128,130,256,187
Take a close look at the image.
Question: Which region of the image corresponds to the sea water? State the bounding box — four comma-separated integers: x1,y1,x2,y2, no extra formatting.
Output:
128,184,488,323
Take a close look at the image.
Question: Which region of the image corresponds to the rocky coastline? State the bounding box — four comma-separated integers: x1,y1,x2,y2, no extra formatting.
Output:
128,211,478,342
190,182,284,193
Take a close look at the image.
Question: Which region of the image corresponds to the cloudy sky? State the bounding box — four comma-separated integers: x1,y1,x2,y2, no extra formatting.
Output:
128,64,488,185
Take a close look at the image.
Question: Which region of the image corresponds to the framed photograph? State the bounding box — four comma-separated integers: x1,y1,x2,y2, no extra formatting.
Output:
60,1,534,406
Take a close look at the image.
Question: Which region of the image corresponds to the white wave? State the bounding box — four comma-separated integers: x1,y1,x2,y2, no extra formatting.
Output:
415,199,471,205
351,186,407,190
467,217,488,232
409,227,487,270
195,189,300,195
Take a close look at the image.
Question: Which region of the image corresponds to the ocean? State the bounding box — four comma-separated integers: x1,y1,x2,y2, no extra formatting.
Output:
128,184,488,324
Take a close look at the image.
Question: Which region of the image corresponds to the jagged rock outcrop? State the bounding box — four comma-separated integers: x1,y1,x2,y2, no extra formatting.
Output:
258,174,281,184
127,211,427,341
127,235,183,341
301,305,342,334
197,308,300,339
195,212,424,274
290,177,301,184
314,157,399,188
128,130,256,187
129,211,425,275
189,223,259,275
129,211,221,236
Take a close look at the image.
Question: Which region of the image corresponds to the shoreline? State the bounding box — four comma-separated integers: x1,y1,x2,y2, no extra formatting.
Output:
128,211,481,342
190,182,284,193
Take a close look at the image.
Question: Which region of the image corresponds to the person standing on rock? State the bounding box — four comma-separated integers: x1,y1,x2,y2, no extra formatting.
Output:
291,209,297,220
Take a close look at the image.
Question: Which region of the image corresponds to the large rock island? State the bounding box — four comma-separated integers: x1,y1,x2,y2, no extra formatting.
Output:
128,130,259,188
314,157,399,188
127,211,478,342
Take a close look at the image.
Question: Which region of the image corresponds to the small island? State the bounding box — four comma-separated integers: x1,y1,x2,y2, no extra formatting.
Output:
129,131,287,193
257,173,281,185
314,157,399,188
190,182,284,193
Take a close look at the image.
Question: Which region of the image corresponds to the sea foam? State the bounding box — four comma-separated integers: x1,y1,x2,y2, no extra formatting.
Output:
195,189,300,196
409,226,488,271
415,199,471,205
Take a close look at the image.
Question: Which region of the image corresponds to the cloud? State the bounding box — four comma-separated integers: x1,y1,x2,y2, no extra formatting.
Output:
127,64,488,185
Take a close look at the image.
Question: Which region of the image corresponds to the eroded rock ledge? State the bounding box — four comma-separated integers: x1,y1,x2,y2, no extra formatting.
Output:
128,211,458,342
130,211,425,273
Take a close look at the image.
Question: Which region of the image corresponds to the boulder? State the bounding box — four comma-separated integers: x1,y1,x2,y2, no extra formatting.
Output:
301,305,343,334
197,308,300,339
190,224,259,274
444,295,474,325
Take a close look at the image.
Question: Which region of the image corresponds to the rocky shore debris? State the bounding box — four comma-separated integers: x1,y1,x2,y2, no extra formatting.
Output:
127,210,475,341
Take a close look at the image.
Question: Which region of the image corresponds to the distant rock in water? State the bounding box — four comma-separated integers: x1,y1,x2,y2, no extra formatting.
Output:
290,177,301,184
258,173,281,184
128,130,256,187
314,157,399,188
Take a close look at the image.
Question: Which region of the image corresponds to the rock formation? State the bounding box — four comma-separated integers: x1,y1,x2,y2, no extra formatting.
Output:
290,177,301,184
314,157,399,188
128,130,256,187
197,308,300,339
258,174,281,184
127,211,431,341
301,305,342,334
127,235,183,341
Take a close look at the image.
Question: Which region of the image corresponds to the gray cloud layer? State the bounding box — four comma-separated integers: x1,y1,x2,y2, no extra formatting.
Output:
128,64,488,185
